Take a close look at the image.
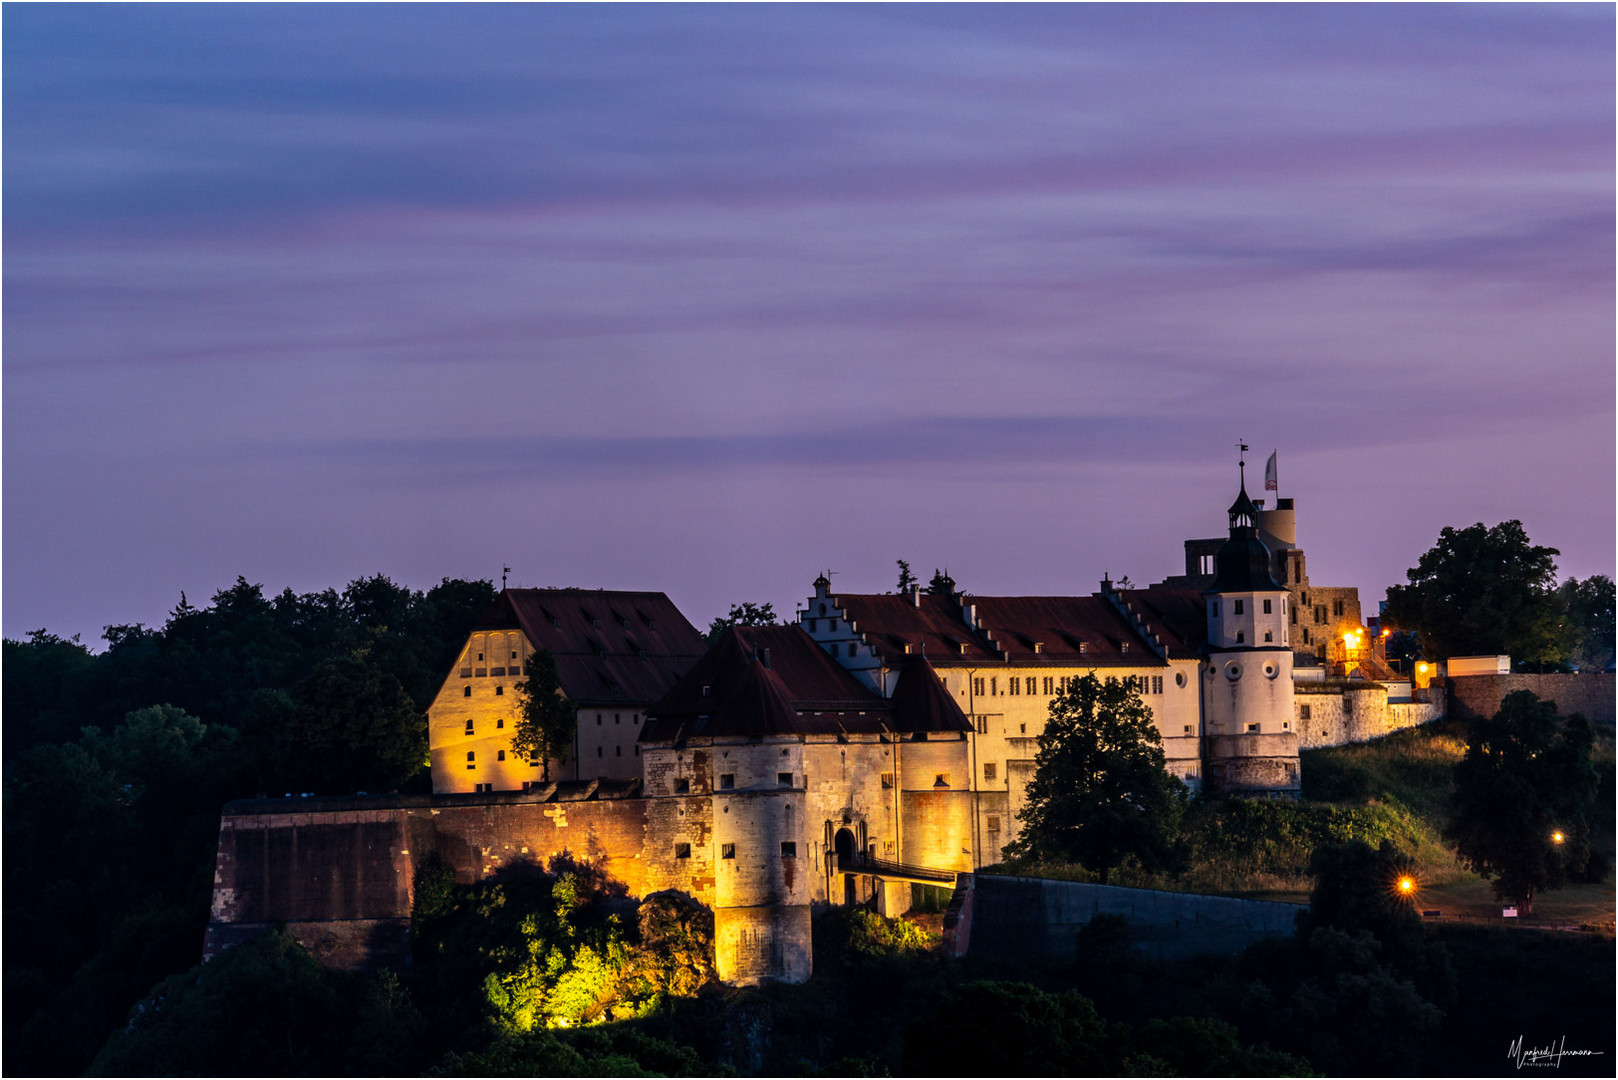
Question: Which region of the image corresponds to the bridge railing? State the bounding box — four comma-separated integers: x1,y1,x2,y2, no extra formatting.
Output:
835,851,958,884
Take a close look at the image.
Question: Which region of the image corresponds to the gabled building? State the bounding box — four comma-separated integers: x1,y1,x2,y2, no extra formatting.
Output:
427,588,706,793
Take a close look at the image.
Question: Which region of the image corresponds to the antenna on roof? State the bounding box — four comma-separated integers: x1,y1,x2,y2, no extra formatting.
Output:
502,565,511,590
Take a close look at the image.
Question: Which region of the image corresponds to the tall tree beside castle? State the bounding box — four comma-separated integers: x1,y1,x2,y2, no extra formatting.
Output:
1005,673,1187,884
1383,520,1564,663
514,651,577,782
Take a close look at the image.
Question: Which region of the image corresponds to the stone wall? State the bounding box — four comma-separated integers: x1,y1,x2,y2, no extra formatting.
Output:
1444,673,1615,726
205,789,811,985
953,873,1304,964
1293,682,1445,749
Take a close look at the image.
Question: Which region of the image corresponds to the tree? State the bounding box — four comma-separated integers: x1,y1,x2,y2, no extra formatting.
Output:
276,655,428,794
1382,520,1564,664
1444,691,1598,914
895,560,918,593
1004,673,1187,883
1558,575,1615,672
513,650,576,782
704,601,778,646
925,568,955,596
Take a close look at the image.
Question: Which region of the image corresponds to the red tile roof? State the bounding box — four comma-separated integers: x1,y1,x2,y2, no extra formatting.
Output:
644,625,970,742
474,588,706,706
829,591,1167,668
1120,586,1209,659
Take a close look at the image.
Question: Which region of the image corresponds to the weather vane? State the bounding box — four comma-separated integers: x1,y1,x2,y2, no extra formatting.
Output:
502,565,511,589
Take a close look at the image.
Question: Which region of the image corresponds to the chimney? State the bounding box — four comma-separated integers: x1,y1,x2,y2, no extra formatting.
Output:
910,585,921,607
761,648,772,669
964,603,977,629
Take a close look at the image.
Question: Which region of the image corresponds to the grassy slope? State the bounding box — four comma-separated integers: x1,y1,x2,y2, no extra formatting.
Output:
1006,717,1615,930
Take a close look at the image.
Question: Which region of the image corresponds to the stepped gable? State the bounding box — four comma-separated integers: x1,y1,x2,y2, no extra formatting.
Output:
967,595,1163,667
831,592,999,663
887,655,974,734
1121,587,1208,659
477,588,706,705
644,625,892,742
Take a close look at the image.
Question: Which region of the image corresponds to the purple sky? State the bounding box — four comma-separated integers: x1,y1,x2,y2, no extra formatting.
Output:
5,5,1614,647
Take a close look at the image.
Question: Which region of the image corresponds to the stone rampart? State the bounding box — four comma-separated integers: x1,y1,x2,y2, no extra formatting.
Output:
1444,673,1614,726
954,874,1303,964
1293,682,1447,749
205,789,808,983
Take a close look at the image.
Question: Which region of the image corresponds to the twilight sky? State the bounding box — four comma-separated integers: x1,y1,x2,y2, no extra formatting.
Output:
5,4,1614,646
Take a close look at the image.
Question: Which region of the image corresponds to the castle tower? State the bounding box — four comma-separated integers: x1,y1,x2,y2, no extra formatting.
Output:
1201,461,1301,796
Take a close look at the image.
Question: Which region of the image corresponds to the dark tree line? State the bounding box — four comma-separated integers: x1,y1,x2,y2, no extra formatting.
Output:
3,574,495,1076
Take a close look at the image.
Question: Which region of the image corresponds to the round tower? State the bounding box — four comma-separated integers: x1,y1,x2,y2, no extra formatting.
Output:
1202,461,1301,796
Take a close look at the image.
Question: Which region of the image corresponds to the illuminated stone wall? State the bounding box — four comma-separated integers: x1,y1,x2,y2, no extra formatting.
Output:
1293,683,1446,749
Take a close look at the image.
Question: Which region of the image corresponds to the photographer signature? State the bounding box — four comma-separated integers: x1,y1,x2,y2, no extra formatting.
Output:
1509,1035,1605,1069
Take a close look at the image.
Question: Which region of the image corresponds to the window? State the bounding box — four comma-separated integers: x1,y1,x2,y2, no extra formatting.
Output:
1233,599,1244,615
1080,641,1089,653
495,685,503,696
1263,599,1272,614
615,746,622,757
1291,606,1297,625
1184,725,1194,735
990,677,997,696
1019,723,1026,734
1283,721,1290,731
465,719,474,735
597,747,603,758
635,746,640,756
987,815,1001,832
477,652,484,662
497,718,504,729
974,715,988,735
597,714,603,726
675,842,691,859
721,844,735,860
463,686,471,698
819,603,826,615
466,751,476,768
1042,676,1054,695
1334,599,1344,616
1175,671,1187,687
497,750,506,761
675,778,690,794
615,713,621,724
983,762,997,782
1315,606,1326,624
1264,631,1273,642
1247,723,1260,733
1009,677,1020,695
719,773,735,790
1211,600,1220,618
973,677,985,696
934,773,950,787
881,772,894,789
778,772,793,787
1152,675,1163,694
809,618,817,631
1236,632,1245,643
1299,705,1312,720
848,643,858,658
780,842,796,857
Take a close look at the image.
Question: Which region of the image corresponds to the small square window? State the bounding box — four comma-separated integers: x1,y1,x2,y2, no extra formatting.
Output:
1300,705,1312,720
1184,725,1194,736
466,751,475,761
721,843,735,860
781,842,796,857
983,762,997,782
1247,723,1260,733
778,772,793,787
675,778,690,794
719,773,735,790
675,842,691,859
880,772,894,789
987,815,1001,832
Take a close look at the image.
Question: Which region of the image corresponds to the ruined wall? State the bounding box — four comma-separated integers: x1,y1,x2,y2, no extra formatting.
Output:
1202,733,1300,795
1444,673,1615,726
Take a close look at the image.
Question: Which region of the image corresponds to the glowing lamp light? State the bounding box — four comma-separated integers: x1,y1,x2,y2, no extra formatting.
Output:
1417,662,1429,673
1552,831,1565,845
1397,876,1417,896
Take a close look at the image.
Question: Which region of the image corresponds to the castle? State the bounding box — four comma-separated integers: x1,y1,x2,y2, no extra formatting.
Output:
205,463,1445,985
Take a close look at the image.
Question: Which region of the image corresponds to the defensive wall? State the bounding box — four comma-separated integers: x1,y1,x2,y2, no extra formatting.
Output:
1293,682,1446,749
945,873,1304,964
205,786,810,984
1441,673,1614,726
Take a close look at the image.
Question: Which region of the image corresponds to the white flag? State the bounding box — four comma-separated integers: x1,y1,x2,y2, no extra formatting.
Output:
1264,450,1278,491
